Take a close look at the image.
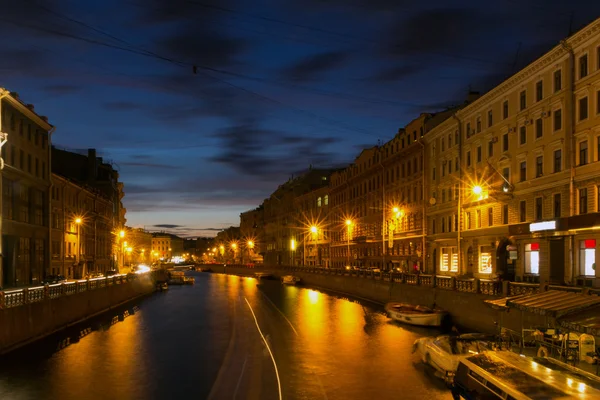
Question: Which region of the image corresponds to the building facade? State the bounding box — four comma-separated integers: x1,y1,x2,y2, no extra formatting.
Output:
151,233,184,261
426,18,600,286
0,90,52,288
262,169,333,267
50,174,114,278
240,206,264,264
125,227,152,266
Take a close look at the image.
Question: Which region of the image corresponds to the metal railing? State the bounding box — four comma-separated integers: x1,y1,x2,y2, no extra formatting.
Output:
270,266,596,298
0,274,144,309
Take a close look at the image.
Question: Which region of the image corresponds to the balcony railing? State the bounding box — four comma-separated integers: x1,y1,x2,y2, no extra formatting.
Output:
0,274,142,309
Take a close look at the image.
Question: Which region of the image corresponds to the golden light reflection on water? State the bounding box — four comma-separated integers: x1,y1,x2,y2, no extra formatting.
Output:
299,289,327,341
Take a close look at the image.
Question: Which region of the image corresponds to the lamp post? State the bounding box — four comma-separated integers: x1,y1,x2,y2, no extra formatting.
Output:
345,219,352,267
75,217,82,278
126,247,133,267
231,242,238,264
247,240,254,265
290,238,296,266
310,226,318,266
119,230,125,272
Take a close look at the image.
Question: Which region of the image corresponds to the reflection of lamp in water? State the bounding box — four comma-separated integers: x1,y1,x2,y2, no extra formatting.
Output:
308,290,319,304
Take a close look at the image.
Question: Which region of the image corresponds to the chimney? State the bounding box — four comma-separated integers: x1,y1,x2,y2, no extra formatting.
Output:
88,149,97,182
26,104,34,111
466,91,481,104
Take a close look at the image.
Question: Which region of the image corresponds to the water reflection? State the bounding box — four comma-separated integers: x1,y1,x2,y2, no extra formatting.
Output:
0,273,449,400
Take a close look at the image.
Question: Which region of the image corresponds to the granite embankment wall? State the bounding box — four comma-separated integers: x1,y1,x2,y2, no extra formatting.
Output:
215,266,544,334
0,272,164,354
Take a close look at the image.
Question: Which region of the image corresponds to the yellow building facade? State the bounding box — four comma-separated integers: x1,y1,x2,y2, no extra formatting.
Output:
426,17,600,286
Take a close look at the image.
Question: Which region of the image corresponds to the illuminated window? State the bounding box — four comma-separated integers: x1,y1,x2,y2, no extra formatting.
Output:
579,240,596,276
324,195,328,206
524,243,539,274
440,247,458,272
479,249,492,274
317,197,322,207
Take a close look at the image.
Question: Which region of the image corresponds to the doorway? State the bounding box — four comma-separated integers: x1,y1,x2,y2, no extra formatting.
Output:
549,238,565,284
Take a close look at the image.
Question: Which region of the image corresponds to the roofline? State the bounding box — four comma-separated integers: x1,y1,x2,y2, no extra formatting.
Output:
0,88,53,130
456,16,600,118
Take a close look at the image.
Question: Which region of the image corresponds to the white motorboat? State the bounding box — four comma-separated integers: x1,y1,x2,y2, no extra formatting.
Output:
281,275,301,285
412,333,494,383
385,302,447,327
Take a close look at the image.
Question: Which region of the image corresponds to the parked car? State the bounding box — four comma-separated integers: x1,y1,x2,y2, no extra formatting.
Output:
105,270,118,277
42,275,67,285
412,333,494,384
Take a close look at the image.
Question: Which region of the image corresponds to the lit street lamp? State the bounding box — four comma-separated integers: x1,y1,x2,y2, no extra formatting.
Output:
345,219,352,266
75,217,82,278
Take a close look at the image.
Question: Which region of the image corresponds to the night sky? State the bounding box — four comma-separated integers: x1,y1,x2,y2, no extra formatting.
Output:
2,0,599,237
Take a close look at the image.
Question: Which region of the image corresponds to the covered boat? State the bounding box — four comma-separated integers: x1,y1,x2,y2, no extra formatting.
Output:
385,302,447,327
282,275,301,285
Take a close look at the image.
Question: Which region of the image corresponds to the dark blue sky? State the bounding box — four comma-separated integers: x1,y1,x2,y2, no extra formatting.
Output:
2,0,599,237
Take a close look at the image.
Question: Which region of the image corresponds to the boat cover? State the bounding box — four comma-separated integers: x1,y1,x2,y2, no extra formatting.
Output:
504,290,600,318
558,305,600,336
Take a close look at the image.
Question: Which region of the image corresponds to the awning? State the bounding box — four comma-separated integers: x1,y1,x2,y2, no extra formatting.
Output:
559,305,600,336
505,290,600,318
484,295,529,310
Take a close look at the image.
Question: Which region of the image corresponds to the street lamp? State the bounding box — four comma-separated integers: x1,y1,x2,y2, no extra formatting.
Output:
75,217,83,278
290,238,296,266
247,240,254,265
126,246,133,267
345,219,352,267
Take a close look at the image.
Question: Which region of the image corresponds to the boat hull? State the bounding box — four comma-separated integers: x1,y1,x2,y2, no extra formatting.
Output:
387,309,445,327
282,275,300,285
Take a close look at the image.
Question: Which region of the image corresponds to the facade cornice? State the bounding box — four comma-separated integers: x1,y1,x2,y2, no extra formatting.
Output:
457,18,600,120
1,89,53,131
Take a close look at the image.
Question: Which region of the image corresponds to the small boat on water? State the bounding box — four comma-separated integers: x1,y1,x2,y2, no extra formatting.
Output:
157,282,168,291
282,275,301,285
254,272,276,280
183,276,195,284
385,302,447,327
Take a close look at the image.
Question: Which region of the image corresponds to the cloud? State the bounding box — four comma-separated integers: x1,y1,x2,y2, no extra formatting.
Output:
153,224,183,229
282,51,348,81
385,8,491,57
120,162,182,169
103,101,143,111
156,25,248,68
370,65,421,82
210,121,343,177
43,84,82,95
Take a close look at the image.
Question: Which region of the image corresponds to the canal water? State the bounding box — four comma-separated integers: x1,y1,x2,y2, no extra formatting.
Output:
0,273,451,400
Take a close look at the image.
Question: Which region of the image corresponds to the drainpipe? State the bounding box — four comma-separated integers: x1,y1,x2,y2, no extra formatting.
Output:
560,39,576,284
452,114,463,275
0,89,10,289
416,138,427,273
47,127,55,280
379,159,386,271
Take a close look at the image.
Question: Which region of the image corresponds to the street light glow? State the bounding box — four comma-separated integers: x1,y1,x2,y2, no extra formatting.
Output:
345,219,352,226
75,217,82,224
247,240,254,249
231,243,237,249
310,226,318,234
472,185,483,195
392,206,399,214
119,230,125,238
290,239,296,250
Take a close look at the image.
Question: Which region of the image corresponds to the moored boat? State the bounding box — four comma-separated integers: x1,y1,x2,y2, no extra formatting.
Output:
385,302,447,327
254,272,275,280
157,282,169,291
282,275,301,285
